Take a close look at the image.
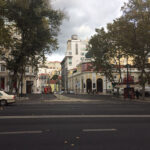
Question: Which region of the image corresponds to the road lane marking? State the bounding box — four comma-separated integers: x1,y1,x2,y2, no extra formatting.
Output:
0,115,150,119
83,129,117,132
0,130,43,135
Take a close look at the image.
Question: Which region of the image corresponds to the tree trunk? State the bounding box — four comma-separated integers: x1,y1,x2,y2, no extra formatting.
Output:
141,83,145,100
20,73,23,96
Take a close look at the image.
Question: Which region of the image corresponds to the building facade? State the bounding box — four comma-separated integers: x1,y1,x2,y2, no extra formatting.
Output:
68,60,111,94
61,35,89,91
61,35,150,94
0,61,9,92
68,60,143,94
37,61,61,93
0,61,37,94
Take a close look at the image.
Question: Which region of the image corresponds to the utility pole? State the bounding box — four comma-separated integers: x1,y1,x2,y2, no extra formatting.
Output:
126,55,129,98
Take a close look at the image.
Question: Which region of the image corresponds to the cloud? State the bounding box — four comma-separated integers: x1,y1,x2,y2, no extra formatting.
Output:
73,25,94,39
46,53,64,61
47,0,128,61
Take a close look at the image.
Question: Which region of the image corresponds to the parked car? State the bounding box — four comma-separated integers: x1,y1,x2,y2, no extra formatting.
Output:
0,91,16,106
112,88,124,96
139,87,150,97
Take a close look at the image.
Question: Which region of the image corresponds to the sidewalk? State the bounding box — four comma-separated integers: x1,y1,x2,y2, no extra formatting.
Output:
113,95,150,103
59,93,150,103
15,93,150,104
42,94,105,104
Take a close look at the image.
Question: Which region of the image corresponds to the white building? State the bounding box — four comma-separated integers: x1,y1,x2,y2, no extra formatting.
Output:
61,35,88,91
66,35,88,70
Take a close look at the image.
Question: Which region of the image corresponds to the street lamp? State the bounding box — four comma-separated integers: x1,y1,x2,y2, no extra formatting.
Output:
126,55,130,98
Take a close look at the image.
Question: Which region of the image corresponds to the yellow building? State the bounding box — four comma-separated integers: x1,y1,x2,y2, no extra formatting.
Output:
68,62,111,94
68,58,142,94
50,80,59,93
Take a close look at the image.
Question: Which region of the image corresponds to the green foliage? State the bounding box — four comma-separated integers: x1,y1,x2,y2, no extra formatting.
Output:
0,0,12,52
121,0,150,99
0,0,64,93
87,27,124,83
51,74,59,81
87,0,150,99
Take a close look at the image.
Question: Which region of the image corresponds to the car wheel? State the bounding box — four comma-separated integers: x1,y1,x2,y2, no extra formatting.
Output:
0,100,7,106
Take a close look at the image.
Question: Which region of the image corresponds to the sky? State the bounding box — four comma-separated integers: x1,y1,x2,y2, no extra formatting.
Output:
47,0,128,62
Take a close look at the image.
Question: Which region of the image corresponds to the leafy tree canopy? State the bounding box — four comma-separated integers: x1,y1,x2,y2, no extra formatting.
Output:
0,0,64,93
87,0,150,98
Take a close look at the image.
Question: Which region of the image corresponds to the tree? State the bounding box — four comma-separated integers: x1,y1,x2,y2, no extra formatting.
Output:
51,74,59,81
0,0,12,53
86,27,125,91
87,0,150,99
0,0,64,95
120,0,150,99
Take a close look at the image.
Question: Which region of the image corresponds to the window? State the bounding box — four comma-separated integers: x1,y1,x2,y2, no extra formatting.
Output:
76,43,78,55
25,67,29,73
32,68,34,73
68,57,72,65
1,65,5,72
81,57,84,61
81,52,84,56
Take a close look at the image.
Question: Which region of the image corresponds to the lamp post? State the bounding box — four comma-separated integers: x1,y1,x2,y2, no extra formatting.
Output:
126,55,129,98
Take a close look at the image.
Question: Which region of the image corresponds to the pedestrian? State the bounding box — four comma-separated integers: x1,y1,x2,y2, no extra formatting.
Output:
135,90,140,99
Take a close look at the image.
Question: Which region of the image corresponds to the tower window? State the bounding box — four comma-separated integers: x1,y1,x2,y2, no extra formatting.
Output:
76,43,78,55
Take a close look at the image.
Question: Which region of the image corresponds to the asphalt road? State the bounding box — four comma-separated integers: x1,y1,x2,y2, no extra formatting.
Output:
0,94,150,150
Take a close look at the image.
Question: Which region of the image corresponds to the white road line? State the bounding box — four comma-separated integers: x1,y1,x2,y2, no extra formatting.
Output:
83,129,117,132
0,115,150,119
0,130,43,135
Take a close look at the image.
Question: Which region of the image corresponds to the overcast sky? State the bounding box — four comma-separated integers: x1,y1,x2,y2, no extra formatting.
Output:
47,0,128,61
